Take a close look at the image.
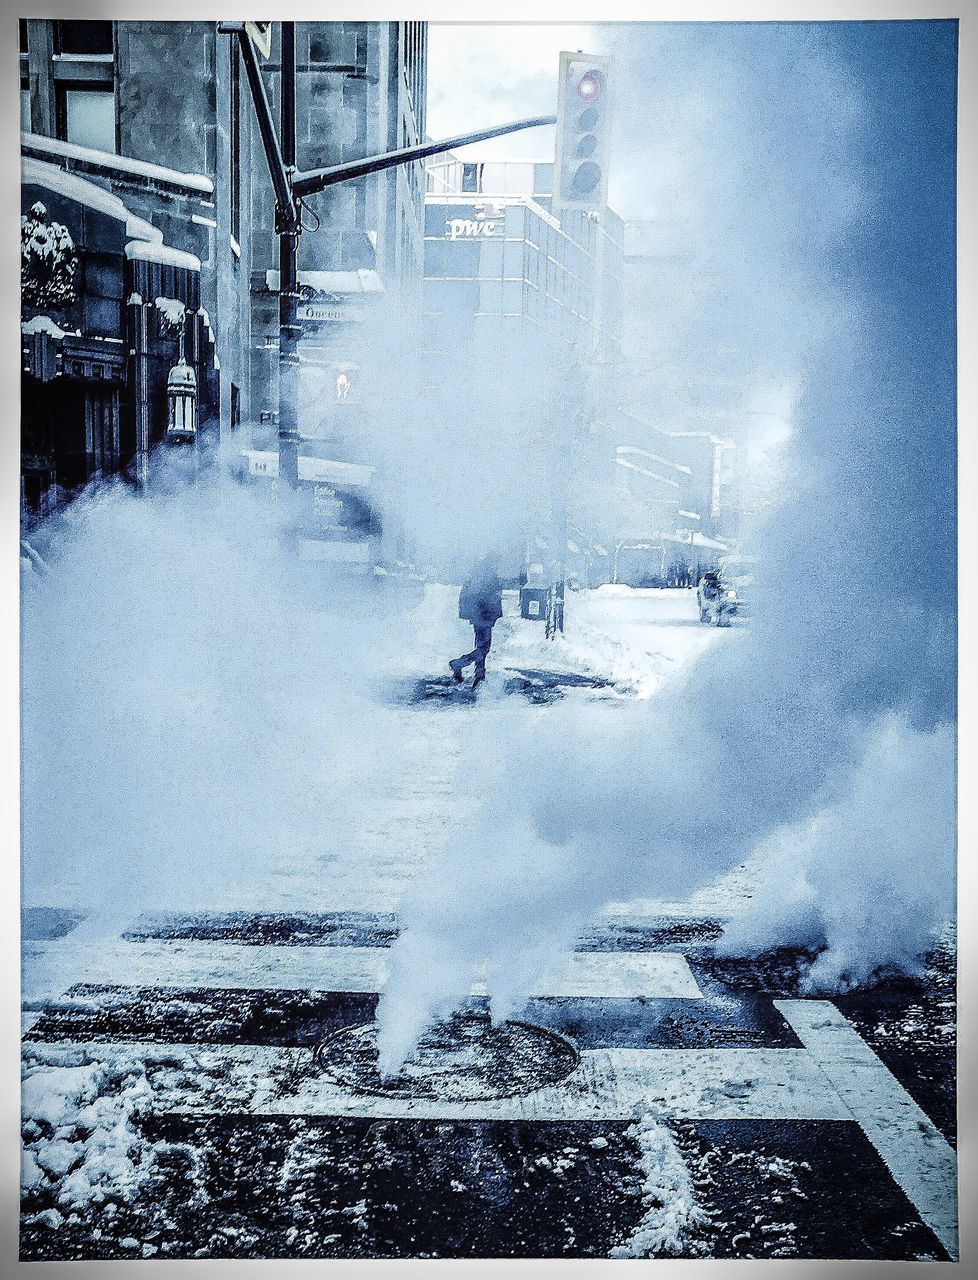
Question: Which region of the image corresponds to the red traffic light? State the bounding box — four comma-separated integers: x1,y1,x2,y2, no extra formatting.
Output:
557,51,611,211
576,70,603,101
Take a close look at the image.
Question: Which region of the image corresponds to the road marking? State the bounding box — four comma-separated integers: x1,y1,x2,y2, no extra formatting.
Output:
776,1000,957,1260
22,911,141,1030
26,941,703,1001
22,1040,849,1124
264,1046,851,1123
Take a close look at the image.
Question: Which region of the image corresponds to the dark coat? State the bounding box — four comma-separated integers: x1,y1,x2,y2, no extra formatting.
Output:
459,566,503,626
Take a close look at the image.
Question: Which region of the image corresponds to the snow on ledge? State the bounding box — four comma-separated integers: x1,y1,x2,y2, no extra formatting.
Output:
263,268,385,295
154,296,187,327
22,132,214,195
126,240,201,273
22,315,76,340
127,215,164,245
22,158,160,242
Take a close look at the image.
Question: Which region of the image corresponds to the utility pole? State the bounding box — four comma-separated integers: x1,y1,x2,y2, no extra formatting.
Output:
222,20,556,511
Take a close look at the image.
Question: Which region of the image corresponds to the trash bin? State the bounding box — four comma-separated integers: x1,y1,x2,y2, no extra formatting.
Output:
520,585,549,620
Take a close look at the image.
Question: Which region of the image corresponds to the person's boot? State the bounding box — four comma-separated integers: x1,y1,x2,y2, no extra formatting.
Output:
449,660,464,683
472,668,485,688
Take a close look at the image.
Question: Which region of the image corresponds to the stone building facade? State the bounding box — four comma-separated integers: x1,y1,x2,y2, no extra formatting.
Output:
20,18,260,525
246,21,428,441
21,18,251,456
20,19,428,546
21,154,220,518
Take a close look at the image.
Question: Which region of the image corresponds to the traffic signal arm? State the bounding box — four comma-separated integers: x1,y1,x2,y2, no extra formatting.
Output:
236,25,299,228
292,115,556,199
227,16,554,213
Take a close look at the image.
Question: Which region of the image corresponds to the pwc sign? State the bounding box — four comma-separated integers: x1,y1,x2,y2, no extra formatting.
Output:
554,51,612,212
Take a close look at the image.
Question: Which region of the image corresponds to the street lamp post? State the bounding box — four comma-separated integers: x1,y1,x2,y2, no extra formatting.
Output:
224,21,556,508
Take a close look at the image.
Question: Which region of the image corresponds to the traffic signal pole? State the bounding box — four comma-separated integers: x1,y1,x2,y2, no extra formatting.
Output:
277,23,300,494
235,23,301,497
225,21,555,502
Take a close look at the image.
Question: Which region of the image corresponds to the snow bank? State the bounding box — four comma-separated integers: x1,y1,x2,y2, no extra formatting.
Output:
610,1115,708,1258
21,1051,153,1220
23,1064,103,1129
21,1040,305,1233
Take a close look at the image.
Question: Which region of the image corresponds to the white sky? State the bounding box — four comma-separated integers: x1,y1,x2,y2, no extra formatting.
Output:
426,24,601,165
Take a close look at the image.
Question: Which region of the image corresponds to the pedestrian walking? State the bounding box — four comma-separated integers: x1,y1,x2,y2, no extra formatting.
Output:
450,554,503,687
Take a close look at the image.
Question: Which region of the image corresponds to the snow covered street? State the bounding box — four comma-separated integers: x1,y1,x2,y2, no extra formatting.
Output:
20,585,956,1261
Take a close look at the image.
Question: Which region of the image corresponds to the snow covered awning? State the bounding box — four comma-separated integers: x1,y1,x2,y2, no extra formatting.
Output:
22,132,214,196
22,158,163,243
22,315,75,341
126,240,202,273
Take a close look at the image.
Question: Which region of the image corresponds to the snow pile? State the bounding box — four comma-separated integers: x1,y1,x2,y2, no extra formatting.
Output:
610,1114,708,1259
402,583,702,698
494,607,645,693
154,297,186,331
22,1049,159,1221
21,1041,301,1238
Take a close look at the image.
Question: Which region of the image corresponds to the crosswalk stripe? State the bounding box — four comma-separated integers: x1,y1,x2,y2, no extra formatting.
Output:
264,1045,853,1123
776,1000,958,1260
25,940,704,1000
22,912,142,1019
22,1040,851,1123
22,916,955,1260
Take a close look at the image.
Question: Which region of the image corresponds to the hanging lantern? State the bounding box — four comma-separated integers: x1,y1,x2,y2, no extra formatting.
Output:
165,329,197,443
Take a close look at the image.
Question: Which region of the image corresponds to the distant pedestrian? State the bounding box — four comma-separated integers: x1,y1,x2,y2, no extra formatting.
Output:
450,555,503,687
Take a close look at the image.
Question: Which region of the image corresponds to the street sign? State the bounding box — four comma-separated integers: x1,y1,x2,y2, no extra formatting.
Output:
297,302,358,324
245,21,273,59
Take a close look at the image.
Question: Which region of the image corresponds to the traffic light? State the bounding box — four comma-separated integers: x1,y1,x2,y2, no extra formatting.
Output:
554,51,612,212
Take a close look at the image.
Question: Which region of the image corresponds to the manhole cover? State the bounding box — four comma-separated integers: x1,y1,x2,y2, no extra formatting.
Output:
314,1013,579,1101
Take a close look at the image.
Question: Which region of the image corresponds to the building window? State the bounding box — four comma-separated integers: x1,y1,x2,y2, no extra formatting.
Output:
55,21,113,57
21,84,31,132
309,28,355,66
59,84,117,153
20,19,28,53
